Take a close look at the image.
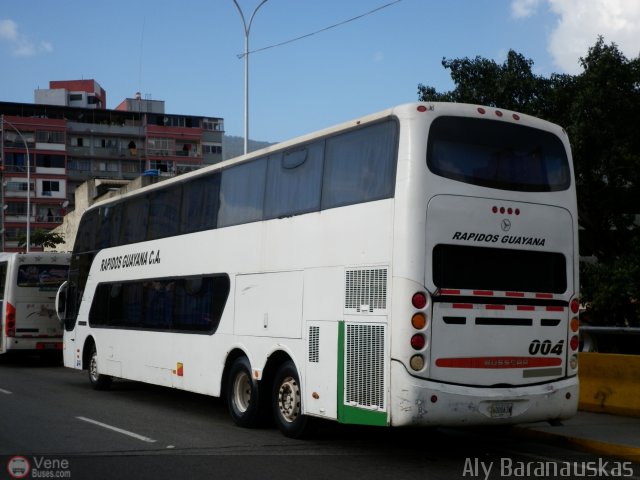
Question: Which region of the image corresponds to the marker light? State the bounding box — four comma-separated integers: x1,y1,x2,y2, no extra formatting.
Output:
411,334,426,350
412,292,427,309
412,313,427,330
570,299,580,314
570,335,579,351
410,355,425,371
569,355,578,370
570,317,579,332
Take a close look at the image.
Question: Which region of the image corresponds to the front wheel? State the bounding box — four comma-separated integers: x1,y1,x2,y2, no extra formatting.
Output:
88,345,112,391
272,360,312,438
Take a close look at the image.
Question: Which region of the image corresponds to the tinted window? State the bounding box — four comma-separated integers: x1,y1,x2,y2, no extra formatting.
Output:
17,264,69,289
181,173,221,233
427,117,570,192
96,204,122,249
120,196,148,244
433,244,567,294
264,142,324,219
148,185,182,240
89,274,230,334
218,158,267,227
322,120,398,209
74,209,98,254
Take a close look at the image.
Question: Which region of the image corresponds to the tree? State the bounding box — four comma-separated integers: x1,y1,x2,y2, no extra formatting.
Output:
418,37,640,327
18,229,65,250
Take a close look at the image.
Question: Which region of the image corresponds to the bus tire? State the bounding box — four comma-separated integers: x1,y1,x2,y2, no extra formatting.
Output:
272,360,312,438
88,345,112,391
226,356,265,428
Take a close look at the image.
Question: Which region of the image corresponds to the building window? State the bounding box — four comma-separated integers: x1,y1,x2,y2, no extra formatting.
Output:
203,144,222,155
203,119,223,131
147,138,173,156
6,203,28,216
42,181,60,196
36,154,65,168
122,161,142,173
36,131,65,144
68,158,90,171
5,181,29,192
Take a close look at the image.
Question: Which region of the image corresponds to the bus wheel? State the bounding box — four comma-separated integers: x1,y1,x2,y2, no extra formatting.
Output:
88,345,112,391
226,356,265,428
272,360,311,438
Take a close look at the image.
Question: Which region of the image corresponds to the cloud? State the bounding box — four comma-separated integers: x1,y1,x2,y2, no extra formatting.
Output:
0,19,18,40
0,18,53,56
546,0,640,73
511,0,544,19
511,0,640,74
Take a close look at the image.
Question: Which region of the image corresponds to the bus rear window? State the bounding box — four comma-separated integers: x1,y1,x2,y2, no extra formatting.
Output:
17,265,69,289
427,117,570,192
433,244,567,294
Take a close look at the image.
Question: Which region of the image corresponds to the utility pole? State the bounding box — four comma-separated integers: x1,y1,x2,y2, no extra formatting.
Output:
232,0,269,155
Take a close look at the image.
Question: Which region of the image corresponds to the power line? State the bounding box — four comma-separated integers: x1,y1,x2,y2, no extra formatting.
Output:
237,0,403,58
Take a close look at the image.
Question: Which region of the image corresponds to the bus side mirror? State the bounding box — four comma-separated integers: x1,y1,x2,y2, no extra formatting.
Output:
56,281,68,325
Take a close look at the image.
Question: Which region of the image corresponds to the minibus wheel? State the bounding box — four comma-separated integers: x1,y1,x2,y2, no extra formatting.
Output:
88,345,112,391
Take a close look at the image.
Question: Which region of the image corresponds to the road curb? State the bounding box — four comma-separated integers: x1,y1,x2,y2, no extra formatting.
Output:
514,425,640,463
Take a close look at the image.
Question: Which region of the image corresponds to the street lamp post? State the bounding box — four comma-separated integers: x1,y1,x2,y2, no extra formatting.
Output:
1,115,31,252
232,0,268,155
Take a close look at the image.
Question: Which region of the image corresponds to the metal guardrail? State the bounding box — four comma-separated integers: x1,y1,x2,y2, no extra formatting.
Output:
581,326,640,335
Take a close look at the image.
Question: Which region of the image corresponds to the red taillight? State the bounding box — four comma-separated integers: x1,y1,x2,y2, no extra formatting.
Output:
570,335,579,351
411,334,425,350
412,292,427,309
417,105,427,112
570,298,580,314
5,302,16,337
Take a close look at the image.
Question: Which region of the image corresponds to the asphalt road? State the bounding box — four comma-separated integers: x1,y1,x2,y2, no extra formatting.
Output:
0,354,633,480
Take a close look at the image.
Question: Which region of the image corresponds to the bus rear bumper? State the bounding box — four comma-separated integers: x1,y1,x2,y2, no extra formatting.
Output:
389,361,578,427
4,337,63,352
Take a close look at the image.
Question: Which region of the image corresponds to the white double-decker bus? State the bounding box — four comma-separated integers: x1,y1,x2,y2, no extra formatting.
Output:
57,102,579,437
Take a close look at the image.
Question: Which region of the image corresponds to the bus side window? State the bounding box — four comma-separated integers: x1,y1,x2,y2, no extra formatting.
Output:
120,196,149,245
264,142,324,219
181,173,221,234
321,120,398,210
148,185,182,240
218,158,267,228
96,204,122,249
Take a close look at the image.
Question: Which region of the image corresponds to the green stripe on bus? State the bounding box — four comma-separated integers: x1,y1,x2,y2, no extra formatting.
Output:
337,321,388,427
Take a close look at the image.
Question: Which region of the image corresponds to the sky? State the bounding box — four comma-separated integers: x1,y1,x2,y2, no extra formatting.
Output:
1,0,640,143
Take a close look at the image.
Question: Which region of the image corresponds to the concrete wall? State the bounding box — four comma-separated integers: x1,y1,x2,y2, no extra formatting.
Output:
578,352,640,417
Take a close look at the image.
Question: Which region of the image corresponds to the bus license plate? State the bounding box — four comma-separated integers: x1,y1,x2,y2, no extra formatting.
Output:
489,402,513,418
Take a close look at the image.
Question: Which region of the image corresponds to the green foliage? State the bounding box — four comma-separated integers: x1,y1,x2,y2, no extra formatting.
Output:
17,229,65,250
418,36,640,326
580,238,640,327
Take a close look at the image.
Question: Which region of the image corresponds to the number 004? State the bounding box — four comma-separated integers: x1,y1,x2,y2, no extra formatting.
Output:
529,339,564,355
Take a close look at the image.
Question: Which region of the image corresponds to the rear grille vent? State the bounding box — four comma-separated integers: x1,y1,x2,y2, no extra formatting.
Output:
345,267,388,313
308,326,320,363
345,323,385,410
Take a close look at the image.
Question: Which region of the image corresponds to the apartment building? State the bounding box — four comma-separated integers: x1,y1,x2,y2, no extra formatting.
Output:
0,79,223,251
